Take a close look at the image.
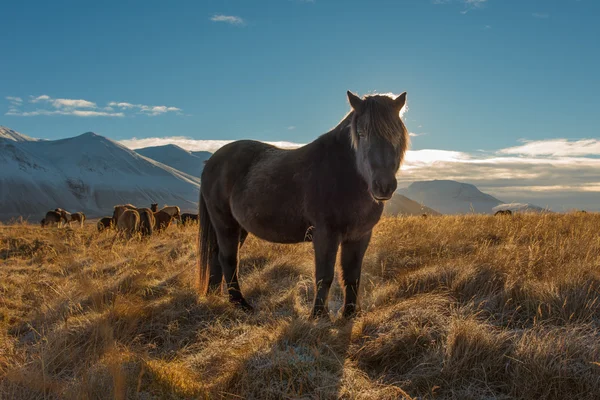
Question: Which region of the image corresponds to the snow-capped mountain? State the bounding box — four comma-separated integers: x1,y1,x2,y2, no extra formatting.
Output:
135,144,211,178
0,126,38,142
397,180,504,214
383,194,441,216
0,129,200,221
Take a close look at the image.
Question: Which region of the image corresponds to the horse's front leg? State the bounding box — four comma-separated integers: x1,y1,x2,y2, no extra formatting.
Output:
340,232,371,318
311,229,340,318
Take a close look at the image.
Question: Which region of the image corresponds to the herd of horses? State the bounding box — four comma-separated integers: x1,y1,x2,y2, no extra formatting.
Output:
40,203,200,237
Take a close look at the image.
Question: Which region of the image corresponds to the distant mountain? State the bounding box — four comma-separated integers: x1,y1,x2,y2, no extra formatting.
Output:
136,144,211,178
383,194,441,216
397,180,504,214
0,129,200,221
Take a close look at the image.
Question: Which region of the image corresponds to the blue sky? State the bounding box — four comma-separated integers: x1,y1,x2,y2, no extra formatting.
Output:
2,0,600,210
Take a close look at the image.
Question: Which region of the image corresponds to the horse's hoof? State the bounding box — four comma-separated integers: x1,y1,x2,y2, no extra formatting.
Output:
231,298,254,313
341,305,359,319
310,308,330,320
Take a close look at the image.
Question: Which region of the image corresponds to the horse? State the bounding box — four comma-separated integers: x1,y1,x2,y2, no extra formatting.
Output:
181,213,199,225
55,208,72,227
494,210,512,216
97,217,114,232
41,210,62,227
112,204,136,223
160,205,181,222
151,203,158,212
137,208,155,236
71,212,86,227
116,209,140,239
153,210,174,231
199,91,409,318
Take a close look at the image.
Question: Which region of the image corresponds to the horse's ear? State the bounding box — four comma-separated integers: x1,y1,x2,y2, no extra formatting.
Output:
394,92,407,111
347,91,363,112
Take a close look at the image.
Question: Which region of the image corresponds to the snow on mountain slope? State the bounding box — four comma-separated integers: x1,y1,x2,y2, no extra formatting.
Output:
397,180,504,214
0,131,200,221
383,194,441,216
0,126,38,142
493,203,548,214
135,144,211,178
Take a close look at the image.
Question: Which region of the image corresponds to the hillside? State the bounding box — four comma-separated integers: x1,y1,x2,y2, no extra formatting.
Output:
383,193,440,216
398,180,504,214
135,144,211,178
1,213,599,399
0,129,200,221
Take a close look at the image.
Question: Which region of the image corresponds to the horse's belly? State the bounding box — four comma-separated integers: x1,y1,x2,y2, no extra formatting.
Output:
233,207,310,244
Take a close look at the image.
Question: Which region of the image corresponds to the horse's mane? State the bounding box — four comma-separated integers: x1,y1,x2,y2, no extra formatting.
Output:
347,94,409,151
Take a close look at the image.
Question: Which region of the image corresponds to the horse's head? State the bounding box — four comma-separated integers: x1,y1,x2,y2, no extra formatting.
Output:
347,91,408,201
151,203,158,212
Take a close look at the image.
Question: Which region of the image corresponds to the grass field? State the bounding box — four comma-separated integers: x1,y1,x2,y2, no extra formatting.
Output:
1,213,599,399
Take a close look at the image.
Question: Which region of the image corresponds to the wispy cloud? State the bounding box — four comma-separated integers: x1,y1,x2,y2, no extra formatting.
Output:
287,126,296,130
532,12,549,19
109,102,183,116
6,96,23,106
30,95,50,103
461,0,487,14
498,139,600,157
6,95,183,118
210,14,244,25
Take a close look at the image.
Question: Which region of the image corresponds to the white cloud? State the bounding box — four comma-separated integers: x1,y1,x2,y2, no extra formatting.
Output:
7,109,124,117
109,102,136,109
6,96,23,105
7,95,182,118
532,12,549,19
498,139,600,157
52,98,97,109
287,126,296,130
30,95,50,103
211,14,244,25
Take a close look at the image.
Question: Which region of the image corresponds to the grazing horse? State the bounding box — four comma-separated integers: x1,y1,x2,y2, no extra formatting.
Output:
199,91,409,317
41,210,62,227
160,205,181,221
137,208,155,236
71,212,86,227
116,209,140,239
153,210,174,231
181,213,199,225
55,208,72,227
494,210,512,216
97,217,114,231
112,204,136,223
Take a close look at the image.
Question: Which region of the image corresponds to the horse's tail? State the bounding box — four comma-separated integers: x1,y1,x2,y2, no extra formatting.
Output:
198,193,217,295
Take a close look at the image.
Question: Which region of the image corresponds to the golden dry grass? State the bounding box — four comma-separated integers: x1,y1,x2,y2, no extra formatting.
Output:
1,213,599,399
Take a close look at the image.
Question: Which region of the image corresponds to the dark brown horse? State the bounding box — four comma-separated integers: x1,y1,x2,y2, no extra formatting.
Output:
181,213,199,225
41,210,62,227
97,217,114,231
153,210,174,231
494,210,512,216
199,91,409,317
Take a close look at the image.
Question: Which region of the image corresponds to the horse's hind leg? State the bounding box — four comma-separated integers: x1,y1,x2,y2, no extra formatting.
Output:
311,229,341,318
208,208,252,310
